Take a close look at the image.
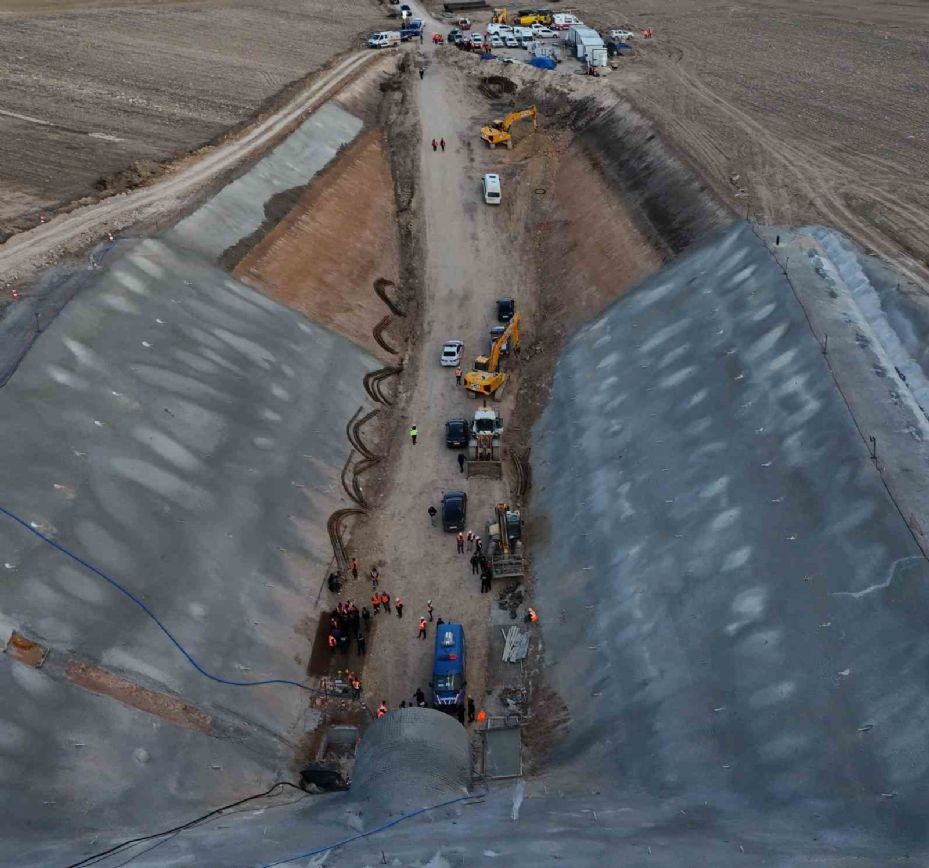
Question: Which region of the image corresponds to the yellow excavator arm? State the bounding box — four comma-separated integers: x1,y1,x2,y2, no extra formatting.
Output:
464,313,521,398
480,106,538,149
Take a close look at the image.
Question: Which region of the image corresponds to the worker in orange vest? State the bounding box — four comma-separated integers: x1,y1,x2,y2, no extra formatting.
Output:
371,593,381,614
476,708,487,723
376,701,388,718
526,607,539,623
418,617,427,639
455,366,462,385
456,532,464,554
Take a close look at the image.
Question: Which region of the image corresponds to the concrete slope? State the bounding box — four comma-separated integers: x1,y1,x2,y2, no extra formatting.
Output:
530,220,929,852
0,234,379,856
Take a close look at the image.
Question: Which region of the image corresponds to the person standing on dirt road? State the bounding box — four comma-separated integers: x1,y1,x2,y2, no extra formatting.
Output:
356,634,366,656
431,138,438,152
440,138,446,151
457,453,466,473
381,591,391,613
410,425,418,445
454,366,462,385
371,593,381,615
362,606,371,630
466,530,474,550
418,617,427,639
428,505,437,526
470,553,480,575
419,67,425,80
370,565,379,589
426,600,434,621
350,557,359,580
467,696,476,722
456,532,464,554
396,598,404,618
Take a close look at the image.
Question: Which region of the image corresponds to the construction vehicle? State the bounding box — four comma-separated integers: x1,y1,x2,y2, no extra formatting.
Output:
515,7,552,26
480,106,537,150
466,408,504,479
464,312,520,399
492,6,508,23
487,502,524,580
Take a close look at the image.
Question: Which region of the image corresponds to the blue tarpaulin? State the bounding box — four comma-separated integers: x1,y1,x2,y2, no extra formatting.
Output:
529,56,556,70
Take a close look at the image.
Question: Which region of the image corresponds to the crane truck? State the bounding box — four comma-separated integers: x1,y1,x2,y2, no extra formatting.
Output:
463,312,520,399
480,107,538,149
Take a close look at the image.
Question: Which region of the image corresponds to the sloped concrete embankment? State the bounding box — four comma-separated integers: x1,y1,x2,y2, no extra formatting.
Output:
530,220,929,859
0,96,384,863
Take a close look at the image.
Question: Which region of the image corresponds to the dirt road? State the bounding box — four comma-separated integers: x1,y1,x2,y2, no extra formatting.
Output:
352,15,530,714
0,51,378,288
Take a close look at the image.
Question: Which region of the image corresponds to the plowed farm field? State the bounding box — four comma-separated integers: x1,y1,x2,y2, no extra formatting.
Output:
0,0,386,230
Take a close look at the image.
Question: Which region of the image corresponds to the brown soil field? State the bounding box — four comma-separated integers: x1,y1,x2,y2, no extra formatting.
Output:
0,0,387,228
432,0,929,288
234,128,401,361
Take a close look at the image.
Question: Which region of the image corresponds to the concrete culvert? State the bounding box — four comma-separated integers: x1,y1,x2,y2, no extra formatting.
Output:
479,76,517,100
349,707,470,822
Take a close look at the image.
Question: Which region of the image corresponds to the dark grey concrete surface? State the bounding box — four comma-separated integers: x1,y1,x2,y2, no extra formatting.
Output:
167,102,362,260
0,233,379,860
17,222,929,868
530,220,929,855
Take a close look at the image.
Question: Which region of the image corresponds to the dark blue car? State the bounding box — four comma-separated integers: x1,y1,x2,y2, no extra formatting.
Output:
431,623,466,712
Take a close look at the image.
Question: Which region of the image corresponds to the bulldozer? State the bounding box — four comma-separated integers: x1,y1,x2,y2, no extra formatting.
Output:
464,312,520,399
487,502,524,580
514,8,552,25
480,106,537,150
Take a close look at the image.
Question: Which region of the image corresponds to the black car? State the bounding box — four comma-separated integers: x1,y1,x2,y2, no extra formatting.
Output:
441,491,467,532
497,297,515,322
445,418,469,448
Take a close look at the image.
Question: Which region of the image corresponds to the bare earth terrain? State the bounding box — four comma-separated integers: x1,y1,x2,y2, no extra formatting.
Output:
0,0,385,227
430,0,929,289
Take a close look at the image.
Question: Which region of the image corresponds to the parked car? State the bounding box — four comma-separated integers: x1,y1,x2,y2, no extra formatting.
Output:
482,173,502,205
504,34,519,47
441,490,467,532
441,340,464,366
448,27,462,43
490,34,503,47
445,419,470,448
489,325,510,355
519,35,534,48
497,297,515,322
470,32,485,48
430,622,467,713
609,28,634,41
531,26,557,38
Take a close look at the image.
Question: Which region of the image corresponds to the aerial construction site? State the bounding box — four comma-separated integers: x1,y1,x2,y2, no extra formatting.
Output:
0,0,928,865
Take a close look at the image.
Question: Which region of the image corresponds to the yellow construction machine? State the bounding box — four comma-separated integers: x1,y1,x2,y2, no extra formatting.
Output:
491,6,508,23
463,312,520,399
515,7,552,25
480,106,537,150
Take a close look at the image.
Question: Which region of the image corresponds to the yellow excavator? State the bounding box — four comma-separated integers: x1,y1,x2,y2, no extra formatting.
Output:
480,106,537,150
491,6,508,23
464,312,521,399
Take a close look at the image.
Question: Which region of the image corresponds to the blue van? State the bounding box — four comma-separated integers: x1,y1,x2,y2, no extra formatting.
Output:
431,623,466,712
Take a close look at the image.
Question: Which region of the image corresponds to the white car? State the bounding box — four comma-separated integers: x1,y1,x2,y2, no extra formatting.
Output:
609,29,634,41
490,34,503,47
504,34,519,48
441,341,464,366
531,25,557,38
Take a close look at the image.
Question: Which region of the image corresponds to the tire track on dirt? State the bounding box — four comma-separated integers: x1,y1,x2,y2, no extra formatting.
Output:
655,41,929,288
0,50,378,284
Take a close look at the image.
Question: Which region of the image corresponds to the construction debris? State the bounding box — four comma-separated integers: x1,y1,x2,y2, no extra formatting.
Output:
501,625,530,662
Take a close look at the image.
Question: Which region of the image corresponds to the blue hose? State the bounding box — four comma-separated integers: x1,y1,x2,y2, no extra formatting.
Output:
0,503,335,695
262,787,488,867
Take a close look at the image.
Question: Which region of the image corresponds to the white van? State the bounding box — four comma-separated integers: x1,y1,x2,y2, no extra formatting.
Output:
368,31,401,48
487,22,513,35
482,173,502,205
552,13,582,29
511,26,533,40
